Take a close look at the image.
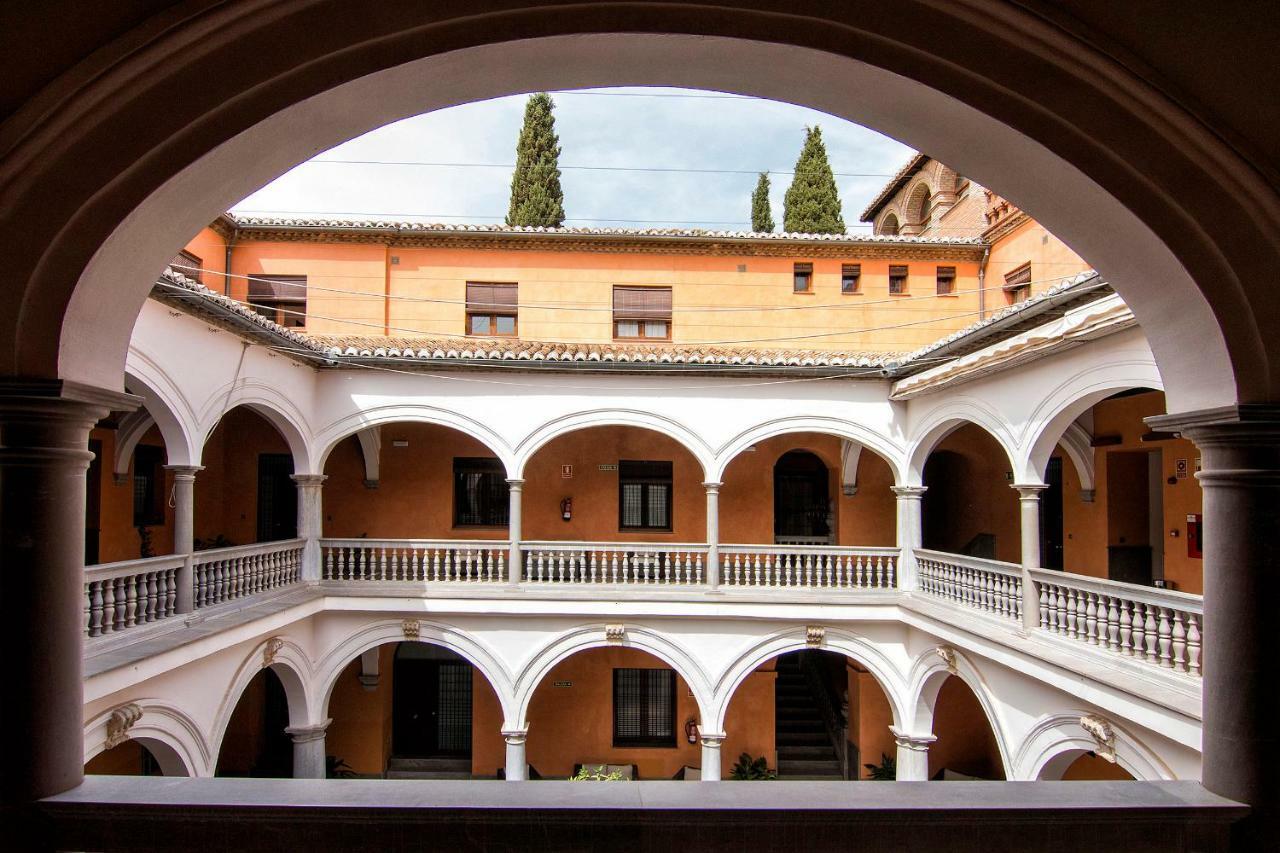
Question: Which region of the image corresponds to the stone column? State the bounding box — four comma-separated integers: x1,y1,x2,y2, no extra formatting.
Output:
892,486,927,591
286,719,331,779
165,464,202,613
291,474,326,582
503,729,528,781
506,478,524,586
0,380,136,804
699,733,725,781
1012,484,1047,630
1149,406,1280,850
703,481,722,590
890,726,936,781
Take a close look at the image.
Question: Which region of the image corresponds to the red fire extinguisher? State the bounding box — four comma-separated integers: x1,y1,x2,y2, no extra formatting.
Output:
560,497,572,522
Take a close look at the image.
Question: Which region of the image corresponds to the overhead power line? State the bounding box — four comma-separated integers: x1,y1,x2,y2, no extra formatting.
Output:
299,158,896,179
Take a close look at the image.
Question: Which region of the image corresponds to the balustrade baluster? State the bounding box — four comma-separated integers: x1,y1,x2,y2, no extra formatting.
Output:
123,576,137,628
1187,615,1202,676
1171,610,1187,673
1157,607,1173,667
1085,593,1098,644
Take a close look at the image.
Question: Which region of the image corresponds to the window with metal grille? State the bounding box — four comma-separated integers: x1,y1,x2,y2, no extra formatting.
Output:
170,249,203,283
841,263,861,294
618,460,672,530
613,668,676,747
793,262,813,293
453,458,509,527
889,265,909,295
132,445,166,527
1004,263,1032,304
936,266,956,295
247,274,307,327
613,286,672,340
465,282,518,337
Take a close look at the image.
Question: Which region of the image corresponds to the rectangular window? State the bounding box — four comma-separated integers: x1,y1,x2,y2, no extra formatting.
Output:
453,458,510,527
618,460,673,530
613,286,672,340
936,266,956,295
1004,263,1033,304
465,282,518,337
613,668,676,747
889,265,909,295
793,262,813,293
132,444,166,527
170,249,203,283
247,274,307,328
841,263,861,294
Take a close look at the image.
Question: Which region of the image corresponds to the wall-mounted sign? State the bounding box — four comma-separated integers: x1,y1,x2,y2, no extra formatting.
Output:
1175,458,1189,479
561,464,573,479
392,440,409,448
553,681,572,688
598,463,618,471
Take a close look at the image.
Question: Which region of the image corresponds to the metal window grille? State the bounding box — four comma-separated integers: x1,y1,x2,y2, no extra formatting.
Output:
453,458,510,526
613,668,676,746
618,461,673,530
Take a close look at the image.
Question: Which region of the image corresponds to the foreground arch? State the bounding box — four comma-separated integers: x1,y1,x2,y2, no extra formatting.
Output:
1013,712,1175,782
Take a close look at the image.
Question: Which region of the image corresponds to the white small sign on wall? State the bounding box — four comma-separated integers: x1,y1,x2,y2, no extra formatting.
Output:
561,464,573,479
598,463,618,471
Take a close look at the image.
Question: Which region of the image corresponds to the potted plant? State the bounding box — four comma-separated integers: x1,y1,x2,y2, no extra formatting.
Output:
729,753,777,780
863,754,896,780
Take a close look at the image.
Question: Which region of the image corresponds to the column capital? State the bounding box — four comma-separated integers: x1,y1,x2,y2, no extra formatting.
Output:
702,481,723,492
1146,404,1280,446
891,485,928,498
505,478,525,489
502,728,528,745
699,733,726,748
164,464,204,479
290,474,327,487
1011,483,1048,498
285,718,332,743
889,726,937,751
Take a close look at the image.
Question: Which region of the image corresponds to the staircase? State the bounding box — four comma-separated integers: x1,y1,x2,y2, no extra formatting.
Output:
385,756,472,780
774,655,844,780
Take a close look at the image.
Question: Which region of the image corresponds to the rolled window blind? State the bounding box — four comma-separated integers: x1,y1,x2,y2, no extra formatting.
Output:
613,286,672,320
466,282,518,310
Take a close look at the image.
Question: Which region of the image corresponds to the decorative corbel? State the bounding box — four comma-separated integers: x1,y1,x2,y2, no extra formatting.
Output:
105,703,144,749
1080,714,1117,763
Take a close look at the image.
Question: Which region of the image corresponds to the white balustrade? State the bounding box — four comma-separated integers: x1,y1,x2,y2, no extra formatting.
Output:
916,549,1024,622
720,545,898,590
1030,568,1203,678
84,555,184,637
521,542,706,585
193,539,305,607
321,539,508,583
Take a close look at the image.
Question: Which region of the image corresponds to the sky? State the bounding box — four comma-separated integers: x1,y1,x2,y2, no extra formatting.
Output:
231,87,918,231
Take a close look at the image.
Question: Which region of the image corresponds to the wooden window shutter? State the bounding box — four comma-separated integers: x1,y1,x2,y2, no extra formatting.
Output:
613,286,672,320
1003,264,1032,288
466,282,518,310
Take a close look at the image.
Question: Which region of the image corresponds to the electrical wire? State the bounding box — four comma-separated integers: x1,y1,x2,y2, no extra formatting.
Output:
298,158,897,179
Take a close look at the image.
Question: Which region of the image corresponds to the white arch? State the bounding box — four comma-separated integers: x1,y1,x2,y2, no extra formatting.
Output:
905,398,1021,486
313,404,516,475
711,416,906,484
208,637,316,767
513,625,715,729
121,351,201,469
84,700,211,777
1012,711,1176,781
711,627,910,734
198,378,316,473
1016,359,1164,483
313,619,517,725
512,409,714,480
1057,421,1095,496
904,646,1014,778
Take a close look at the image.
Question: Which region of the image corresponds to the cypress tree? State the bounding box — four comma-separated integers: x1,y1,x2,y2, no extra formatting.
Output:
782,126,845,234
750,172,774,232
506,93,565,228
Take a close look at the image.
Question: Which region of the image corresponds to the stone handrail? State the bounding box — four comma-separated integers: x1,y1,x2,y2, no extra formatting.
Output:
521,541,707,585
84,554,185,637
1030,568,1202,677
916,548,1023,622
321,538,508,583
193,539,304,607
720,544,898,590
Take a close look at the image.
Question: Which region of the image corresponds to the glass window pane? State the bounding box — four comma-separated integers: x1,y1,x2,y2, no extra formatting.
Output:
644,321,667,338
617,320,640,338
621,483,644,527
470,314,491,335
646,484,669,528
495,315,516,335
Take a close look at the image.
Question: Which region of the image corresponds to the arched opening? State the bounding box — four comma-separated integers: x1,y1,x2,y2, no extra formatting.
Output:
921,424,1018,563
215,668,294,778
197,406,301,547
904,183,932,232
86,414,174,564
523,646,704,780
1042,750,1137,781
324,641,505,779
720,648,898,781
85,739,165,777
773,450,833,545
928,675,1005,781
878,212,900,236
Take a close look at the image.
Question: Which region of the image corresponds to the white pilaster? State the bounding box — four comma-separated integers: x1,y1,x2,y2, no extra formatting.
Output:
291,474,326,581
699,733,725,781
890,726,936,781
285,718,331,779
507,478,524,586
892,486,927,591
1012,483,1048,630
503,728,528,781
703,481,722,591
165,464,202,613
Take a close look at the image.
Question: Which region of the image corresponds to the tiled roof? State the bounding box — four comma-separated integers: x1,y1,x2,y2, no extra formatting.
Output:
226,214,981,246
859,153,930,222
154,267,328,353
310,334,896,369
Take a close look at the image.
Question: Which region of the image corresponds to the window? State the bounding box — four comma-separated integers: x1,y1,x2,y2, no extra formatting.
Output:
936,266,956,295
453,458,509,527
841,264,861,294
889,265,909,295
613,286,672,340
793,262,813,293
465,282,518,337
618,460,672,530
613,668,676,747
170,249,202,283
247,274,307,327
132,445,166,527
1004,263,1032,304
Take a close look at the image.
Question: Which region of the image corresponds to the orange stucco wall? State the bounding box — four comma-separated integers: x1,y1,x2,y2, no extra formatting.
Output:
195,407,292,545
848,667,896,778
984,218,1091,307
84,740,150,775
928,675,1005,780
89,424,175,563
216,670,270,776
1061,752,1135,780
922,423,1021,563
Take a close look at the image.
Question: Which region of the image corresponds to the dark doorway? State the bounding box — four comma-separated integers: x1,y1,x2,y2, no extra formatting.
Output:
214,668,293,778
921,450,993,556
774,450,832,543
1106,451,1153,585
1041,457,1064,570
256,453,297,542
86,438,102,565
393,644,473,758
